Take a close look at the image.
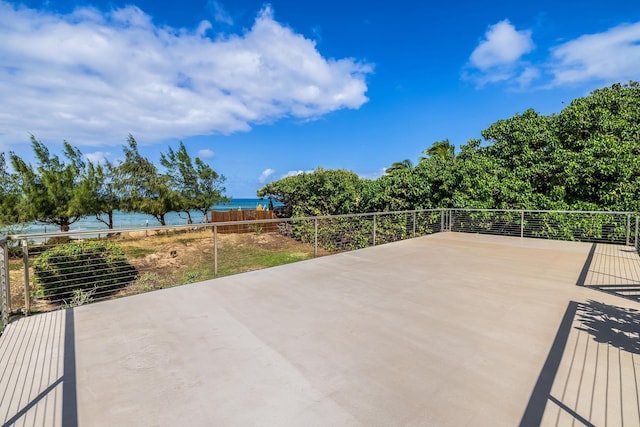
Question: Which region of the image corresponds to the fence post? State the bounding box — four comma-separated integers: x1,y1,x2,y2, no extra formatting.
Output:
635,215,639,250
21,239,30,315
440,209,445,232
373,215,377,246
213,225,218,278
449,209,454,232
1,239,9,331
314,218,318,257
627,213,631,246
413,211,417,238
520,210,525,238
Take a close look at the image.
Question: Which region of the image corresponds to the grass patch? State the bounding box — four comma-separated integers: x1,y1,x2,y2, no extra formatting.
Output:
216,244,312,277
176,238,197,245
123,246,156,258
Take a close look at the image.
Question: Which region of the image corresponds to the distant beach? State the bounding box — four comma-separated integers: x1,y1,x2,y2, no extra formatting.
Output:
14,198,280,234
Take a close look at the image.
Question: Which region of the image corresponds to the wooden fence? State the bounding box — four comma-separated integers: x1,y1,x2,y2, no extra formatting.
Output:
210,210,279,234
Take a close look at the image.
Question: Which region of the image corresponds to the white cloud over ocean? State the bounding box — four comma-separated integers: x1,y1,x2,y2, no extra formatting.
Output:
0,2,372,149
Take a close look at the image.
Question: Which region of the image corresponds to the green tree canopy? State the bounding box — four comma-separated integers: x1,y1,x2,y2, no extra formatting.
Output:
115,135,179,226
257,168,368,217
10,136,90,231
160,141,228,223
0,152,20,229
76,160,121,229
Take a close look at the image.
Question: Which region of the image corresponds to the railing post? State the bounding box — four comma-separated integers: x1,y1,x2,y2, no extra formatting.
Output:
21,239,30,315
635,214,639,250
449,209,453,232
314,218,318,257
373,215,377,246
520,210,525,238
412,211,416,238
626,213,631,246
213,225,218,278
440,209,445,232
1,239,10,331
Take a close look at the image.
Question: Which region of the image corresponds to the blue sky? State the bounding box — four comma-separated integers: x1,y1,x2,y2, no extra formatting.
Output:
1,0,639,197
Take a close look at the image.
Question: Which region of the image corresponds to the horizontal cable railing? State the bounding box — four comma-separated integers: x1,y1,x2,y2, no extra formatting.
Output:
1,208,638,331
449,209,636,245
0,210,444,326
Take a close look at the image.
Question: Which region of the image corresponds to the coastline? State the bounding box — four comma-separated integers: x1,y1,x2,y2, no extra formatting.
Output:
7,198,280,235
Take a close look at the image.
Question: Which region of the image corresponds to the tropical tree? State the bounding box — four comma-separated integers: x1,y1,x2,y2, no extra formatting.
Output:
10,136,89,232
76,160,120,229
160,142,228,223
385,159,413,175
0,152,21,229
115,135,179,226
257,168,368,217
421,139,455,161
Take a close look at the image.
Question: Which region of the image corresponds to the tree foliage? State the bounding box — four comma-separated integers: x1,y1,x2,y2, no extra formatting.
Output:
0,152,20,228
258,82,640,215
257,168,369,217
114,135,180,226
10,136,90,231
79,160,121,229
160,141,229,223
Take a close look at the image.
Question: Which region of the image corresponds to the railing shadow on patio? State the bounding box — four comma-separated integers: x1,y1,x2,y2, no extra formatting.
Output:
520,299,640,426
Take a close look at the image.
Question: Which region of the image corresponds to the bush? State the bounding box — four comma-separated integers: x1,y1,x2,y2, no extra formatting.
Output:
33,241,137,302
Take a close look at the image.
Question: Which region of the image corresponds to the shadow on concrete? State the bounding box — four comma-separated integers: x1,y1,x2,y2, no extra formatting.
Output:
520,299,640,426
519,301,580,427
1,309,77,427
576,299,640,354
62,308,78,427
576,243,640,302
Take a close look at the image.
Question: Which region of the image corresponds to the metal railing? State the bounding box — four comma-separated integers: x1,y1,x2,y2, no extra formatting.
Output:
0,209,443,331
1,238,9,330
1,208,639,332
446,209,638,246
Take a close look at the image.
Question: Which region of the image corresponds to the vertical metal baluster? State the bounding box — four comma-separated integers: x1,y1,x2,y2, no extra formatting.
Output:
22,239,30,315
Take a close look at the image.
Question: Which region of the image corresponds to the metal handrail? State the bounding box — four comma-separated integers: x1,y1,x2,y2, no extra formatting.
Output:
450,208,637,215
1,208,638,329
5,208,443,240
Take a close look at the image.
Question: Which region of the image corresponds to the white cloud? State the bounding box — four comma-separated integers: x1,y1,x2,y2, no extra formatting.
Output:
466,19,640,89
281,169,314,178
464,20,537,88
84,151,111,164
515,67,541,88
198,148,215,159
358,168,386,180
0,2,372,149
259,168,275,183
470,20,534,70
549,22,640,86
208,0,233,26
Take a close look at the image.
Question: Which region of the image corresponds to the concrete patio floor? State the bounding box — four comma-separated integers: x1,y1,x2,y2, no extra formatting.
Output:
1,232,639,426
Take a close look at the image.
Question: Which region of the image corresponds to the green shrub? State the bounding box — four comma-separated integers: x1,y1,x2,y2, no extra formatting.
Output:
33,241,137,302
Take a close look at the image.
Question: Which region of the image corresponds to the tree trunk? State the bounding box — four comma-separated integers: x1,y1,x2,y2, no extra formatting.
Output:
96,211,115,229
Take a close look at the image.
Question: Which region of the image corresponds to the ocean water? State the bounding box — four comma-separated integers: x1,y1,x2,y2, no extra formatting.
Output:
12,198,280,235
